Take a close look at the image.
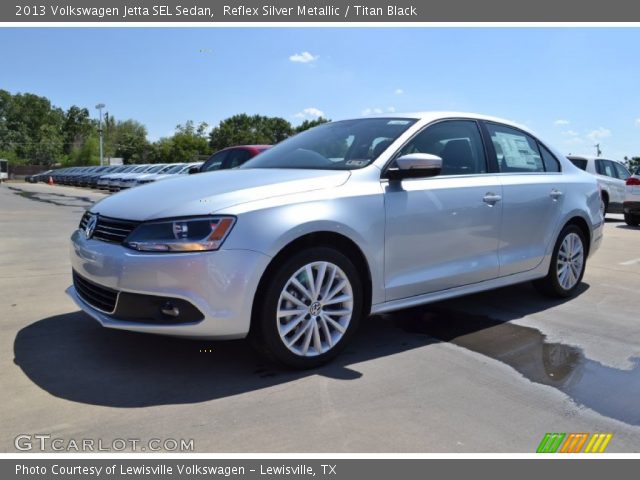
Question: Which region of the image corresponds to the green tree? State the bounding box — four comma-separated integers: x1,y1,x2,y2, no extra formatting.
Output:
62,106,93,155
294,116,330,134
0,91,65,164
625,156,640,172
169,121,211,161
209,114,293,151
105,118,148,163
150,121,211,163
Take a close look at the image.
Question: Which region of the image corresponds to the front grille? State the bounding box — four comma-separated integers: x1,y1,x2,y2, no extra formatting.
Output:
73,270,119,313
79,212,139,244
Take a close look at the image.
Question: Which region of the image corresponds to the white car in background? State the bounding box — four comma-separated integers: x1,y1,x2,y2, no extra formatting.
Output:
568,156,630,214
623,166,640,226
136,162,202,186
117,164,168,190
134,163,183,186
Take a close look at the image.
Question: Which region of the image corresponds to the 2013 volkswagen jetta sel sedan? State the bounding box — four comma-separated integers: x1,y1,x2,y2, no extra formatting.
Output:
67,112,603,368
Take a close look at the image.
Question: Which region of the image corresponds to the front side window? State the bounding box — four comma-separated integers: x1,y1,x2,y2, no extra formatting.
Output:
487,123,544,173
224,149,253,169
396,120,487,175
241,118,417,170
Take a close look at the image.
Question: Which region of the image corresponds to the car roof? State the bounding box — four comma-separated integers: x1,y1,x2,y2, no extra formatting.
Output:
345,111,536,134
568,155,625,164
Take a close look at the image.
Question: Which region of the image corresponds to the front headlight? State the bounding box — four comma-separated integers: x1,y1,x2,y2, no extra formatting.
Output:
124,216,235,252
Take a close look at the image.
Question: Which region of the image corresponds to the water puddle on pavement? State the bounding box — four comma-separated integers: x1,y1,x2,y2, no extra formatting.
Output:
9,187,95,208
391,308,640,426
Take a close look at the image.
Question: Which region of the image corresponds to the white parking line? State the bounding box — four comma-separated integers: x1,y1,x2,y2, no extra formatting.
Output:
619,258,640,266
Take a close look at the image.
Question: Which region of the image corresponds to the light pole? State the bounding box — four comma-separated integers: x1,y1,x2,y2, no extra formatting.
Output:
95,103,105,166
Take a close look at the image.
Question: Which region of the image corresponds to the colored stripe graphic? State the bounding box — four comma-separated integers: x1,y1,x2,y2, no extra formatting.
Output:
585,433,613,453
537,433,613,453
560,433,588,453
537,433,565,453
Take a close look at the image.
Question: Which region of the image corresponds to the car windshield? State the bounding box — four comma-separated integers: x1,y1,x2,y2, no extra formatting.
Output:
164,164,186,174
145,164,167,173
241,118,417,170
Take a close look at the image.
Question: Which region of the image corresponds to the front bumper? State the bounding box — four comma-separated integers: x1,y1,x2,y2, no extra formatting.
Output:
67,229,271,339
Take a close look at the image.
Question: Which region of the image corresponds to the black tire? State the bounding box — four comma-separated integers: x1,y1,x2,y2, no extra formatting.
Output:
251,247,363,369
624,213,640,227
534,224,587,298
601,194,609,215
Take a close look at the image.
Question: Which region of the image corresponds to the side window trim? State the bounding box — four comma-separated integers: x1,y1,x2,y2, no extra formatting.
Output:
381,118,491,178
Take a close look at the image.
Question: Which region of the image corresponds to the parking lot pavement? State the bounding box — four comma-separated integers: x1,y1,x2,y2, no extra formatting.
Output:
1,182,639,453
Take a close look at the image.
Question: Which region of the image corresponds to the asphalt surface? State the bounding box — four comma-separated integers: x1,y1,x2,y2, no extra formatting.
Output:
1,181,639,453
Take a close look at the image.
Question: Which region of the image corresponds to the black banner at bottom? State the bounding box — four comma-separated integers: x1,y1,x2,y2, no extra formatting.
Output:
4,459,639,480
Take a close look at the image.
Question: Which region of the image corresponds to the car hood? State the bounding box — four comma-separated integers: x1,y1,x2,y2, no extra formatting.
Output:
90,168,351,221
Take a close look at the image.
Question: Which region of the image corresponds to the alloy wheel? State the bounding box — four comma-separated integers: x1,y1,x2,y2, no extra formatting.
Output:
276,261,354,357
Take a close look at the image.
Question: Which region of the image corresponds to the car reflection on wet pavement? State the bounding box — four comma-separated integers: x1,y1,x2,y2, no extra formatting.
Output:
391,306,640,426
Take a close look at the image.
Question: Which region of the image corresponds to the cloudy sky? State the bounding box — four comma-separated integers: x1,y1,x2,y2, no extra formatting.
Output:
1,27,639,160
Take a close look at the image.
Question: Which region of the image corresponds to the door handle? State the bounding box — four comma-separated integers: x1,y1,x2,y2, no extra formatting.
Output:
550,189,564,200
483,193,502,205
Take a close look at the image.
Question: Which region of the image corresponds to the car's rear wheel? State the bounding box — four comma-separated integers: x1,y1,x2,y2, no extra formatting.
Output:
252,247,363,369
534,224,586,298
624,213,640,226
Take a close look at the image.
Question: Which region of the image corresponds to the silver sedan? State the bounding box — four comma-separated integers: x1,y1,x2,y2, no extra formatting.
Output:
67,112,604,368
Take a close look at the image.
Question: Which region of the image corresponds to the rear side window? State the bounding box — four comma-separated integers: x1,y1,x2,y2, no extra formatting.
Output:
596,159,616,178
569,158,587,170
539,144,561,172
486,123,544,173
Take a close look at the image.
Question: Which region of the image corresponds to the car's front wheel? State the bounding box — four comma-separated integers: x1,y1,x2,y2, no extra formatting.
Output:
534,224,587,298
252,247,363,369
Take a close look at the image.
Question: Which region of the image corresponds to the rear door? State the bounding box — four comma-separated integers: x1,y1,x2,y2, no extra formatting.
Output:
483,121,565,276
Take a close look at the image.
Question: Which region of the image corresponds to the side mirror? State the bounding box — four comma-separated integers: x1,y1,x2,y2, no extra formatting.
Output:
386,153,442,180
188,167,200,175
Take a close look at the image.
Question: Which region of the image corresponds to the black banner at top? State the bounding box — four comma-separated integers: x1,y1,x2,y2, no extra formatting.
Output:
3,0,640,23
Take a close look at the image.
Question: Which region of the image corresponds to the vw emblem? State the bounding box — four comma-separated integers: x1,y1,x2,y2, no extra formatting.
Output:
85,214,98,239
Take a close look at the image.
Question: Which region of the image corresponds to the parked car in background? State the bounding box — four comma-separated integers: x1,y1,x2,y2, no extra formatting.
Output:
195,145,271,174
567,156,630,214
135,162,204,186
67,112,603,368
623,166,640,226
97,165,135,190
0,159,8,182
105,165,150,192
134,163,184,186
117,164,168,190
85,165,120,189
25,169,53,183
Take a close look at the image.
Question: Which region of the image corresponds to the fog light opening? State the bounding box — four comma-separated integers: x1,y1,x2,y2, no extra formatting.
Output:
161,302,180,318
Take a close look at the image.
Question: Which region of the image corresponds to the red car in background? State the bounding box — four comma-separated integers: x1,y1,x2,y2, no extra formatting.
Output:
195,145,271,173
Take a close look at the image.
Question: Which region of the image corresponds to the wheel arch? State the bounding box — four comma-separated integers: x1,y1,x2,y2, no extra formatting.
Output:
249,231,373,335
562,215,592,257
